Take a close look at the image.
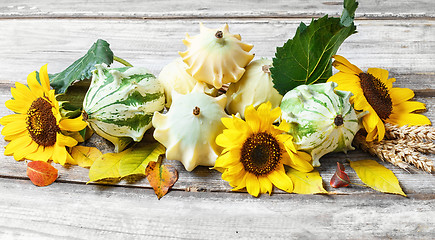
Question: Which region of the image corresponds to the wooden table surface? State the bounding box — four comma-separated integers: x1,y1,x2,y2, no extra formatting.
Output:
0,0,434,239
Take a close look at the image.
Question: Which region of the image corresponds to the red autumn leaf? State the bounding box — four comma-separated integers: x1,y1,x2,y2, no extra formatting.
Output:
330,162,350,188
146,160,178,200
27,161,59,187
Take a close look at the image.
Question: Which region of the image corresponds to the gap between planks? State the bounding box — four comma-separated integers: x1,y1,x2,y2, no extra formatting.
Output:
1,174,434,200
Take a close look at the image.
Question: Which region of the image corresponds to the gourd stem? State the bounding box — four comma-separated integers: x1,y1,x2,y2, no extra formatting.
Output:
193,106,200,116
114,56,133,67
215,30,223,38
262,65,271,74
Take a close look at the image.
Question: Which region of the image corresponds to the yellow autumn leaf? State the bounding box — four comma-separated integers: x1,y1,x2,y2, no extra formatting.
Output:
287,168,328,194
349,160,406,197
71,146,103,168
88,149,128,183
119,142,165,177
88,142,165,183
146,159,178,199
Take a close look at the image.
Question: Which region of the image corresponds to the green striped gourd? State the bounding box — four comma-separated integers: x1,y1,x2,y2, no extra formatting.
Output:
83,64,165,152
280,82,363,167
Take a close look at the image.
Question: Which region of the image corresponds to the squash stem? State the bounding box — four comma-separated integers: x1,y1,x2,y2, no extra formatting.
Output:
114,56,133,67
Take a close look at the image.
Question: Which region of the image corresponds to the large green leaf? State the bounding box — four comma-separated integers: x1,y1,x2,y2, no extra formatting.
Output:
271,0,358,95
49,39,113,94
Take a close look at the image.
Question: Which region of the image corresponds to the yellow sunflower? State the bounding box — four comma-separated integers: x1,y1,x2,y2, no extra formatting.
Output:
214,102,313,197
327,55,430,142
0,64,87,165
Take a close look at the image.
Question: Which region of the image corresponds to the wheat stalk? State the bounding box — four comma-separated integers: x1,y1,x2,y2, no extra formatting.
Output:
384,123,435,142
354,133,434,173
354,134,410,170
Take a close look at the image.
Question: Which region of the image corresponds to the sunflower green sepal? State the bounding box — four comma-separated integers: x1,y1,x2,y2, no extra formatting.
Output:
0,64,87,166
214,102,313,197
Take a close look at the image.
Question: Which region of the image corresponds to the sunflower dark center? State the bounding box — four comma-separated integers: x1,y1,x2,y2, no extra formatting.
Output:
26,97,60,147
358,72,393,120
240,132,281,176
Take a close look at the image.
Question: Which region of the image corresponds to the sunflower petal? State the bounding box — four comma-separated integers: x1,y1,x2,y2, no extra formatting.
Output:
277,134,297,153
221,117,235,129
256,102,272,119
0,114,26,126
56,133,78,147
12,83,36,103
4,135,32,156
376,120,386,141
13,141,38,161
362,111,381,133
280,153,292,166
232,116,252,135
5,99,31,114
367,68,389,84
59,117,87,132
332,55,363,74
222,162,244,176
328,72,361,88
4,130,27,141
26,145,54,162
288,151,314,172
224,169,247,187
387,113,431,127
244,105,261,133
386,78,396,89
267,166,293,193
246,174,260,197
365,127,378,142
39,64,51,93
256,102,276,128
66,151,78,165
214,150,240,168
274,120,290,133
390,88,415,105
394,101,426,113
27,71,45,97
231,173,248,191
1,119,27,136
216,130,246,149
258,176,273,195
53,144,68,165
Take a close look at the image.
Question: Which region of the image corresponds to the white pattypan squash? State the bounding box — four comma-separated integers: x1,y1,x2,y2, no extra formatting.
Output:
157,58,217,108
280,82,364,167
226,58,283,118
152,83,229,171
179,23,254,89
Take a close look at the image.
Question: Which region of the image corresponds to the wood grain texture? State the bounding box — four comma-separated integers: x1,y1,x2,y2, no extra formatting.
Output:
0,178,434,240
0,19,434,90
0,0,434,238
0,0,434,19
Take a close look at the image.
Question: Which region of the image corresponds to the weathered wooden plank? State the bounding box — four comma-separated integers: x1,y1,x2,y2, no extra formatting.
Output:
0,19,434,90
0,177,433,240
0,0,434,19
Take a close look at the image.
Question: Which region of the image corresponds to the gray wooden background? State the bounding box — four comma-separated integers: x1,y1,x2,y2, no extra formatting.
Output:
0,0,434,239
